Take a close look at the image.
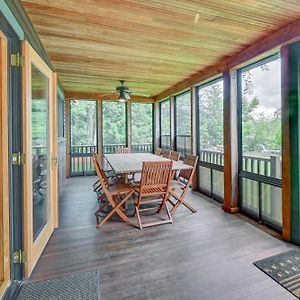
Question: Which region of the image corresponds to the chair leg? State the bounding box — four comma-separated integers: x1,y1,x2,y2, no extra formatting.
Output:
164,202,173,224
96,191,133,228
135,207,143,230
158,193,169,213
181,200,197,213
170,197,197,214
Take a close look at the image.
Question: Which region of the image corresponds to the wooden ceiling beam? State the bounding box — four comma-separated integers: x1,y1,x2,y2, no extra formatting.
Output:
155,18,300,101
64,91,155,103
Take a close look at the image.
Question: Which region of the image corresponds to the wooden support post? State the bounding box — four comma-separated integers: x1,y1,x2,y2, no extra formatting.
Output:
191,86,198,191
97,100,103,159
191,86,197,156
281,42,300,242
65,98,71,178
170,96,175,150
127,102,132,150
153,102,160,152
222,70,239,213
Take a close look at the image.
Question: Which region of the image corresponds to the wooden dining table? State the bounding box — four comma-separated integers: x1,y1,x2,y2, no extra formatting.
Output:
104,153,192,179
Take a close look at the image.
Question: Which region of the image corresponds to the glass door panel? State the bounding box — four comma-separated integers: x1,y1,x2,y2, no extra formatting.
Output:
31,66,50,241
23,41,57,277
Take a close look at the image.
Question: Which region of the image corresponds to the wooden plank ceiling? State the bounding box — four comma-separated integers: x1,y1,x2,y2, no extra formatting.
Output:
21,0,300,99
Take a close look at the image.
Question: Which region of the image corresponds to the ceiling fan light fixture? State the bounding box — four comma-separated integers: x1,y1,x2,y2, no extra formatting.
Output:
118,93,127,102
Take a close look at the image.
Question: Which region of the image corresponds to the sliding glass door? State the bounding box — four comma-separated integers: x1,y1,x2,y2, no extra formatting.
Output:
23,41,58,277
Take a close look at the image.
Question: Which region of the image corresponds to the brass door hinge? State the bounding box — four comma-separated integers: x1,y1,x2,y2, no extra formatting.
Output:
13,250,26,264
12,152,25,165
11,53,24,67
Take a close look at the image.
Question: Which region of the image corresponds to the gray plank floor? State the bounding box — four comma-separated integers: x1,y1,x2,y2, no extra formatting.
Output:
29,177,297,300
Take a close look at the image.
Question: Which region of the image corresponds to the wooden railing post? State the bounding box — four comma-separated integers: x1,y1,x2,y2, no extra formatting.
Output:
222,70,239,213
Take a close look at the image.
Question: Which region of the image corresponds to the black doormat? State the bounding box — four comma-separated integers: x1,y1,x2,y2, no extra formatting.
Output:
15,270,100,300
254,250,300,298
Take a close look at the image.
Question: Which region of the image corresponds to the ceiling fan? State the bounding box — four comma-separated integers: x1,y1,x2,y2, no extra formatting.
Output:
115,80,132,102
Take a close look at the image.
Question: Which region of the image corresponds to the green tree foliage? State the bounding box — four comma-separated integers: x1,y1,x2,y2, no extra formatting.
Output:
102,101,126,145
71,100,96,146
160,100,170,135
242,100,281,153
199,81,223,150
176,92,191,135
198,71,281,155
32,99,47,147
131,103,153,145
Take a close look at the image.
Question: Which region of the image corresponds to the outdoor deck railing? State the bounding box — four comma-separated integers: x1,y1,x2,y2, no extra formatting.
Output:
175,134,191,157
70,143,153,175
70,145,98,175
160,134,171,149
199,149,281,178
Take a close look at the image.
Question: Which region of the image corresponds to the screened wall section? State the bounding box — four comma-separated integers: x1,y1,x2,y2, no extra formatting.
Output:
198,78,224,202
238,54,282,230
70,100,98,175
131,103,153,153
102,101,127,153
160,99,171,149
175,92,191,156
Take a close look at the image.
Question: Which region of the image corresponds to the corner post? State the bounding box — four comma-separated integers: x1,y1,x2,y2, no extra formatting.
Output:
222,70,239,213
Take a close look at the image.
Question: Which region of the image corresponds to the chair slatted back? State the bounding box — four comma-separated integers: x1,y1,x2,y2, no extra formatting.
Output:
155,148,162,156
115,147,130,154
169,151,181,161
178,155,198,183
92,156,114,201
162,149,171,158
140,161,173,193
92,152,110,186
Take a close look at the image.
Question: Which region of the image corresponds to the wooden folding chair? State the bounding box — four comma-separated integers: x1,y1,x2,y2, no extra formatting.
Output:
115,147,130,154
162,149,171,158
155,148,162,156
168,155,198,215
92,152,117,195
93,157,134,228
133,161,173,229
169,150,181,161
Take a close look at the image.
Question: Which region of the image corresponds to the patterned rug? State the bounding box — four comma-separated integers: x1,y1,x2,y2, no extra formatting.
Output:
254,250,300,298
16,270,100,300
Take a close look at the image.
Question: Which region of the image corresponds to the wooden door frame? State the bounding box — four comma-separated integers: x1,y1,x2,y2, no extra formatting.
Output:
22,41,58,277
0,30,10,297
